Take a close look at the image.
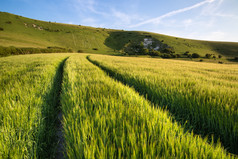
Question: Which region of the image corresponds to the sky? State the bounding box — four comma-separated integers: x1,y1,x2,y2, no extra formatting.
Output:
1,0,238,42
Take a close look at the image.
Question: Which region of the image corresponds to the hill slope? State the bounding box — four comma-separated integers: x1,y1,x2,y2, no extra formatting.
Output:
0,11,238,57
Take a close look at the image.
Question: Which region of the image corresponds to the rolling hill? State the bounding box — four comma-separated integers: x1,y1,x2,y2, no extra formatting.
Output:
1,11,238,58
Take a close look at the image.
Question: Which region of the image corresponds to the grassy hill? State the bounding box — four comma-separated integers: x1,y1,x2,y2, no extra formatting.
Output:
0,12,115,54
1,11,238,58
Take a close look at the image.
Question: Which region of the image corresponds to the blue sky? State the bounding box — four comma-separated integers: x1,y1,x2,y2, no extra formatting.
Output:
1,0,238,42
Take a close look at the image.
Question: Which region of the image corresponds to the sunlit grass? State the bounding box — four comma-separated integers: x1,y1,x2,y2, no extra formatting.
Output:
0,53,69,158
88,54,238,154
61,54,233,158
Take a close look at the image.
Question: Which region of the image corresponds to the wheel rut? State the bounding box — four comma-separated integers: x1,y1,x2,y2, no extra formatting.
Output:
55,57,69,159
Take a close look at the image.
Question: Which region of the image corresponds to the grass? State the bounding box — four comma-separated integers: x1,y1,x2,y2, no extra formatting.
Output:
88,54,238,154
1,9,238,159
0,12,114,54
0,53,237,158
0,53,70,158
60,54,234,158
1,11,238,59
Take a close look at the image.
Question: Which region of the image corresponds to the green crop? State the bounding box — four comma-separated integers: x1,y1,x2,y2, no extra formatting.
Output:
61,54,233,158
88,54,238,154
0,53,69,158
1,53,237,158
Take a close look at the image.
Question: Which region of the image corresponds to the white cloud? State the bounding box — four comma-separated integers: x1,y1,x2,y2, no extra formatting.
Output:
214,13,238,19
207,31,226,40
73,0,141,28
200,0,237,18
111,9,132,24
110,9,145,28
129,0,216,28
183,19,193,27
189,31,227,41
82,18,97,24
75,0,108,16
170,30,228,41
69,0,238,42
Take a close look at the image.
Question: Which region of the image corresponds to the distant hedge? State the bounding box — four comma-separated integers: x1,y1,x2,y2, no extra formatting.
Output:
0,46,73,57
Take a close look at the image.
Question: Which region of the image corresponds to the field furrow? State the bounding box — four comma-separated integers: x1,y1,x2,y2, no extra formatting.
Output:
88,54,238,154
0,54,69,158
61,54,233,158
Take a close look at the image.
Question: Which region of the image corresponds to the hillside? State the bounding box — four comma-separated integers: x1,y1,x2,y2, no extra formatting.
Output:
1,11,238,58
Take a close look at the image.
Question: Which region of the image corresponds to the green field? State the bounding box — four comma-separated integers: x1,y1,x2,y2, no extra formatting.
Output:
1,53,238,158
88,55,238,154
1,10,238,159
0,54,70,158
1,11,238,60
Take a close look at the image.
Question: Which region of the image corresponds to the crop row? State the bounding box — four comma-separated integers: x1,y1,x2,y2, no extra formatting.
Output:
0,54,236,158
0,54,69,158
61,54,232,158
88,54,238,154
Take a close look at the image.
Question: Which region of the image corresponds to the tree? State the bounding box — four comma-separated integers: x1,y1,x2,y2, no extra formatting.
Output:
192,53,200,58
123,41,145,55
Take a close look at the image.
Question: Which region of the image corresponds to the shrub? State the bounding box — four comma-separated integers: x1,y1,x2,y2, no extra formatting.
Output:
92,48,98,50
192,53,200,58
175,54,181,58
0,27,3,31
5,21,12,24
205,54,212,59
162,48,175,54
171,54,176,58
162,54,172,58
0,46,73,57
234,57,238,61
143,49,149,55
218,61,223,64
149,50,161,56
200,59,203,62
213,55,216,59
218,55,222,58
184,51,190,55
